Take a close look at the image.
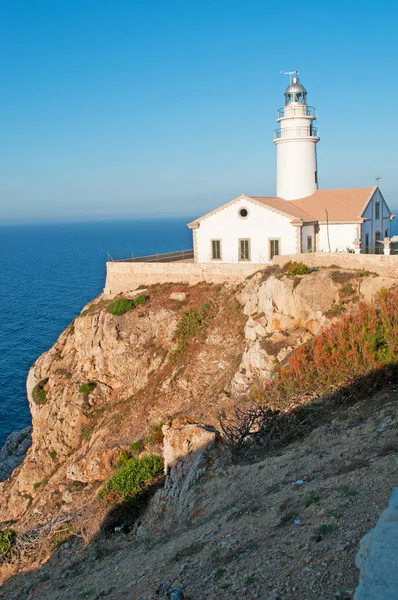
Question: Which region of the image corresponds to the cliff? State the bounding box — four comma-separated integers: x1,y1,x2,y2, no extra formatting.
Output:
0,264,396,598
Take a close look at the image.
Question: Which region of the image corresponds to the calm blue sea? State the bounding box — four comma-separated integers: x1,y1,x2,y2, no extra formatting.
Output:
0,217,193,446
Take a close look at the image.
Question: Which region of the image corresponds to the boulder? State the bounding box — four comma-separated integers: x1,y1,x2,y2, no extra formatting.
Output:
67,448,122,483
0,426,32,482
354,488,398,599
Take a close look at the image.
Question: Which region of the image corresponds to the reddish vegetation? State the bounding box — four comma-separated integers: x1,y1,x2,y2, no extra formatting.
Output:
275,287,398,403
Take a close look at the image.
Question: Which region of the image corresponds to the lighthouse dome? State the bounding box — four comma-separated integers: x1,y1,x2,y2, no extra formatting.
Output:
284,76,307,105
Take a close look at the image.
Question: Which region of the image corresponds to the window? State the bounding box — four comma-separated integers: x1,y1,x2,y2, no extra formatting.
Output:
365,233,369,254
307,236,312,252
375,202,380,220
239,239,250,261
211,239,221,260
269,238,280,259
239,207,249,218
385,229,389,238
314,171,318,184
375,231,382,254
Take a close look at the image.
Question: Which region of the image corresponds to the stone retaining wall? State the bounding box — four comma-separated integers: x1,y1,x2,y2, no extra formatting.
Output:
272,253,398,279
104,254,398,296
104,261,265,296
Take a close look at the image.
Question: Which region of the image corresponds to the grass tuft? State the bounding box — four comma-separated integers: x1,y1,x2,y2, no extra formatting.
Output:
283,261,312,276
99,454,163,505
0,529,17,559
171,303,212,362
32,378,49,406
78,382,96,395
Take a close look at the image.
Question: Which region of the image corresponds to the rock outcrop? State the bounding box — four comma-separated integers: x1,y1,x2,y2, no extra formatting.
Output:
138,417,230,535
0,426,31,482
0,268,395,531
354,488,398,600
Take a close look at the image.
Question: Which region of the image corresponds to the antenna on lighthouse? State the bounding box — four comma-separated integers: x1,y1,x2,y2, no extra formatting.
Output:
281,69,299,83
375,173,382,184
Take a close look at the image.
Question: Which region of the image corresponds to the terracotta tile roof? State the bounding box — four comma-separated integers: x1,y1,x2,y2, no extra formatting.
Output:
187,188,379,229
250,196,315,222
290,187,376,222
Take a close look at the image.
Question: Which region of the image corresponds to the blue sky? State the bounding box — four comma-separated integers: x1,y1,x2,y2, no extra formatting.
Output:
1,0,398,222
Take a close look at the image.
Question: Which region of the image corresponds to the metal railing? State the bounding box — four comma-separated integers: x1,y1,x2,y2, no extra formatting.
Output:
108,249,194,263
274,126,319,140
277,105,316,119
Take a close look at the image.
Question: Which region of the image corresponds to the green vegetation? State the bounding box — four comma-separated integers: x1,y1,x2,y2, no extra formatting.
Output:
129,440,145,455
0,529,17,559
49,450,57,462
283,261,312,276
172,303,212,362
106,295,147,316
81,423,94,441
56,368,72,379
33,478,49,490
32,378,49,406
314,524,334,537
78,382,97,395
329,270,355,284
99,454,163,505
340,485,358,498
244,575,256,585
304,490,321,508
340,282,355,297
70,317,76,334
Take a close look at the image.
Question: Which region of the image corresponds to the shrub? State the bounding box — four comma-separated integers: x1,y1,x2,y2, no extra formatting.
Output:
107,298,135,316
70,317,76,334
340,282,355,297
275,288,398,401
49,450,57,462
172,304,212,362
78,382,96,395
314,524,333,537
134,294,146,306
0,529,17,559
129,440,145,455
81,423,94,441
329,270,355,284
220,288,398,451
99,454,163,504
32,378,49,406
175,306,210,339
283,261,312,276
56,368,72,379
107,295,147,316
147,422,165,445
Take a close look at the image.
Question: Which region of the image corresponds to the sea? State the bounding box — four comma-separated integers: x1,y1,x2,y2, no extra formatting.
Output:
0,216,397,447
0,217,193,446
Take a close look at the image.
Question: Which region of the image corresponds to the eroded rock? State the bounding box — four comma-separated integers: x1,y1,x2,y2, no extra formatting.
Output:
138,417,230,535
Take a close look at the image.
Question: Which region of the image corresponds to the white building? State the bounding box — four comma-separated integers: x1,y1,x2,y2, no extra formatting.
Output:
188,72,395,263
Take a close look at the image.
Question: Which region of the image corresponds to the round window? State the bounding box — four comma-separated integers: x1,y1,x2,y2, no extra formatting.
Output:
239,208,248,218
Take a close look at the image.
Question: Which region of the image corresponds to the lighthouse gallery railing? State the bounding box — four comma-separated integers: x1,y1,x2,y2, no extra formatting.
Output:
277,105,317,119
274,126,319,140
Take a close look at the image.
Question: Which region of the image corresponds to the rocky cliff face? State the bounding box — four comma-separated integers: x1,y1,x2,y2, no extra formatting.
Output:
0,267,394,538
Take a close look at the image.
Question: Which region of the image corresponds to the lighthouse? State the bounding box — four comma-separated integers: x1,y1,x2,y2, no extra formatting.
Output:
274,70,320,200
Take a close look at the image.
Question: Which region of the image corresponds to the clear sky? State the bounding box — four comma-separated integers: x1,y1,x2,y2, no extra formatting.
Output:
1,0,398,223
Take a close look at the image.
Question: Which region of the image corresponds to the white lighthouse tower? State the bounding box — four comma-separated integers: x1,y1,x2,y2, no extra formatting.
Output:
274,70,320,200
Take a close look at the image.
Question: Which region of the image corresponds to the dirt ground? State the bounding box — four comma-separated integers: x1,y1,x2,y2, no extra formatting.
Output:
1,384,397,600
